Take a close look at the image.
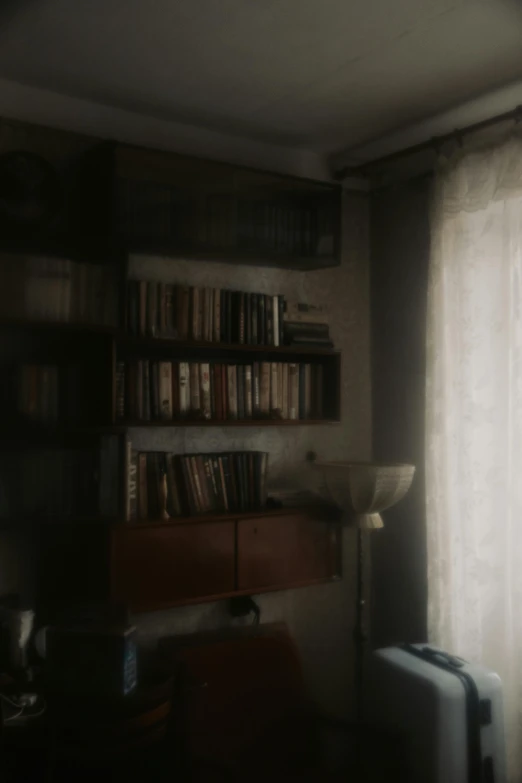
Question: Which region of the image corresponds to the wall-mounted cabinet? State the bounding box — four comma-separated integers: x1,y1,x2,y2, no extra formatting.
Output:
37,507,341,615
79,143,342,270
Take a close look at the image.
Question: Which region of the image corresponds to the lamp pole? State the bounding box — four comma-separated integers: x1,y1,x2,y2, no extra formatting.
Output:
354,526,366,724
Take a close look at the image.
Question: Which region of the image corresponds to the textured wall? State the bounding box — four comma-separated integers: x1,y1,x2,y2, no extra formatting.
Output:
129,191,371,718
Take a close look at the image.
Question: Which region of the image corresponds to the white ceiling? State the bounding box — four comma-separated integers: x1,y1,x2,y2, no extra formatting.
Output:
1,0,522,156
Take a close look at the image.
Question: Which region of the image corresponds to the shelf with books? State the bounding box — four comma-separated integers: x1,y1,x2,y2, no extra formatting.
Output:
121,503,341,529
81,143,342,271
115,356,340,425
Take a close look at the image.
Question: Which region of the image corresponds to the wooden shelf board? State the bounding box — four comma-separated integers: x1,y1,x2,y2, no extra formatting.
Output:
118,504,340,530
118,335,339,357
127,575,342,614
123,418,340,428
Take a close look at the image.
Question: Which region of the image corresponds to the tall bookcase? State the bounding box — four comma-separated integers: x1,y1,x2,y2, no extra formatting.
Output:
0,139,343,616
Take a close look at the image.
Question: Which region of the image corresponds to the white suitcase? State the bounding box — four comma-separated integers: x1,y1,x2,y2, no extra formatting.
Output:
367,644,506,783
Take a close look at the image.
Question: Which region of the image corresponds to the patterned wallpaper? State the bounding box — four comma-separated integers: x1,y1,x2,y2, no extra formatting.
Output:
131,191,371,719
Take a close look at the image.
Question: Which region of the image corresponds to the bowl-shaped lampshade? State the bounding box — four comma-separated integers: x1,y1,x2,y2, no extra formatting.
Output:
315,461,415,529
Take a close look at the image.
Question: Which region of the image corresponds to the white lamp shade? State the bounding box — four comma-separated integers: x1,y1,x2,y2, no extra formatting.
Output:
315,461,415,528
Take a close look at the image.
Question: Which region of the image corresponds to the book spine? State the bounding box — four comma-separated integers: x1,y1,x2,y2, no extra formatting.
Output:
180,457,198,516
200,363,211,420
278,295,284,346
134,280,148,337
116,361,125,420
165,453,181,516
171,362,179,419
143,360,151,421
208,288,214,342
253,362,260,416
159,283,167,334
298,363,305,420
151,362,160,419
237,366,245,420
179,361,190,417
220,289,227,342
226,290,232,343
251,293,258,345
147,282,158,337
221,364,228,419
178,286,189,340
195,455,210,512
316,364,324,418
204,457,218,511
213,364,222,420
260,362,270,416
273,295,280,347
165,284,174,335
189,363,200,413
270,362,278,415
190,287,199,340
126,440,137,521
288,363,298,420
210,458,223,510
304,363,312,419
266,295,273,346
217,456,229,511
202,288,210,342
260,452,268,507
190,456,205,513
159,361,173,420
258,293,265,346
138,452,148,520
245,365,252,419
245,292,251,344
227,365,238,419
239,292,245,344
214,288,221,343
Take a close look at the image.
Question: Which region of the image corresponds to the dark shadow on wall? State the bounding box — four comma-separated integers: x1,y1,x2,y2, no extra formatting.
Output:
370,174,431,648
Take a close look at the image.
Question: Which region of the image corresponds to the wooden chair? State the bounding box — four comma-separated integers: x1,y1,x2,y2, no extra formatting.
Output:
160,623,403,782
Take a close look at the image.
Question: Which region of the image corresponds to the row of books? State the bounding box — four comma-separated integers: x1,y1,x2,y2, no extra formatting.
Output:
117,360,325,422
127,281,285,346
0,255,118,327
116,181,334,258
127,448,269,520
0,436,120,519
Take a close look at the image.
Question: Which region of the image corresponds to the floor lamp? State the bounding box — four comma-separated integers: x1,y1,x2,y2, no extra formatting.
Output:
315,461,415,723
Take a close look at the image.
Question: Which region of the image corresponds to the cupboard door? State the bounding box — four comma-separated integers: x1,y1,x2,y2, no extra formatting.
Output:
237,513,340,592
111,522,235,611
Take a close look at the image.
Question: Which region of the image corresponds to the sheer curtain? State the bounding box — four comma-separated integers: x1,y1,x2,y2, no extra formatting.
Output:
427,135,522,782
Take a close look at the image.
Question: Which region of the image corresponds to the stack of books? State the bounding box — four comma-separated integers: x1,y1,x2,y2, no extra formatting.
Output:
118,360,325,422
283,300,332,348
127,280,285,346
126,448,269,520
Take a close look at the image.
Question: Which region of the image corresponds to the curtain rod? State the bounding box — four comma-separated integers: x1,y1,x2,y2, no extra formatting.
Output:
334,104,522,180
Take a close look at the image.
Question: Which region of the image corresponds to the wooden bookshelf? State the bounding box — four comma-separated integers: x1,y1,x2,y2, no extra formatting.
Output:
0,123,345,611
77,142,342,271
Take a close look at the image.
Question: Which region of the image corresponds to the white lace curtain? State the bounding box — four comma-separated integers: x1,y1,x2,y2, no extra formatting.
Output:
427,135,522,782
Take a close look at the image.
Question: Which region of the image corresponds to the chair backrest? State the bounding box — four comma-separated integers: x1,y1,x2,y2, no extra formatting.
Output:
160,623,316,775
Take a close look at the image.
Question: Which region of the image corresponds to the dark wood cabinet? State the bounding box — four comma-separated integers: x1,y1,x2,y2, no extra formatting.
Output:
110,521,236,611
237,511,341,592
105,507,341,612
